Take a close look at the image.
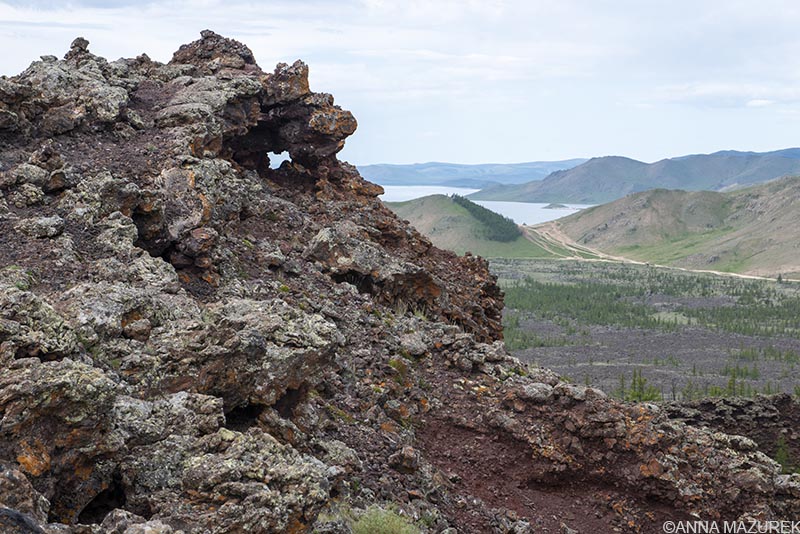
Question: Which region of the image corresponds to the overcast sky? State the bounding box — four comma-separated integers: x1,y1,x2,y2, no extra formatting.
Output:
1,0,800,165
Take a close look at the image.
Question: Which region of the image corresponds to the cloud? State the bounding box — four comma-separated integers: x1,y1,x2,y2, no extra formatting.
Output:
0,19,108,29
1,0,800,163
649,82,800,108
746,99,775,108
1,0,156,6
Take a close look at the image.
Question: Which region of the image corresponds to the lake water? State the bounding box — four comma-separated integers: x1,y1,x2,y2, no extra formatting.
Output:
379,186,591,226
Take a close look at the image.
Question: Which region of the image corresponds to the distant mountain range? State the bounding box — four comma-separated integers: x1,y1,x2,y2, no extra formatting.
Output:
469,148,800,204
554,175,800,277
357,159,587,188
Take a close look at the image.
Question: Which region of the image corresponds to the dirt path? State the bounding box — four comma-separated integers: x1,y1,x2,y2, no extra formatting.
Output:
524,221,789,282
523,221,630,262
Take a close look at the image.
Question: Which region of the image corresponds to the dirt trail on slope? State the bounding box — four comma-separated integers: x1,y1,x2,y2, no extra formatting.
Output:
524,222,629,261
524,221,786,282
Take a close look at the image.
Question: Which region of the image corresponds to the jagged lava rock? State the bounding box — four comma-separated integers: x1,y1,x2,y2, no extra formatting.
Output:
0,31,796,534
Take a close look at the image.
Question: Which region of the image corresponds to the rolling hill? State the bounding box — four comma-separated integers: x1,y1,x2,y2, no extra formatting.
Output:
470,148,800,204
358,159,586,188
385,195,557,258
551,175,800,277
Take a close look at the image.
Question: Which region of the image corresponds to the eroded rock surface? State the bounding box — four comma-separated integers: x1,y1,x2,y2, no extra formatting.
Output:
0,32,797,533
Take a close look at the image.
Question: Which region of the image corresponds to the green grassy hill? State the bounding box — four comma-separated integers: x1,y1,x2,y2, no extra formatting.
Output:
555,176,800,277
385,195,555,258
470,148,800,204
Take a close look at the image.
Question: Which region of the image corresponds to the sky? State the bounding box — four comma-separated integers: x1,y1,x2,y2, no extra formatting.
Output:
1,0,800,165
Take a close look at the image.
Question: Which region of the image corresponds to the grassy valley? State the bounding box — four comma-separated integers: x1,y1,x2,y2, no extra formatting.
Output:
385,166,800,407
493,259,800,401
551,175,800,277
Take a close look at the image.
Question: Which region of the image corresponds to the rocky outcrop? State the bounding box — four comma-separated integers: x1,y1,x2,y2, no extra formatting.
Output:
665,394,800,467
0,32,797,533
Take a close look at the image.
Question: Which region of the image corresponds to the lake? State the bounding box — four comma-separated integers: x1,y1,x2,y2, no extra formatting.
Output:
379,186,591,226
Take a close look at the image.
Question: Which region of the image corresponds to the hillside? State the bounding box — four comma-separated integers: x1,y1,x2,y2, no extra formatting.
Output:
358,159,586,188
386,195,553,258
470,149,800,204
554,176,800,277
0,32,798,534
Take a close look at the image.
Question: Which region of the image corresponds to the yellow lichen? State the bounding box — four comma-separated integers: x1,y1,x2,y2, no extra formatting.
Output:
16,439,51,476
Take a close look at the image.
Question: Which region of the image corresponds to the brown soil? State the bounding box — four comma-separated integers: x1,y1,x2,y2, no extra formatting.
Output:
417,364,691,533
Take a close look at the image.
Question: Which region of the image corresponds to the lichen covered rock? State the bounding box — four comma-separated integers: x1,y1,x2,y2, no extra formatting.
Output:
0,31,796,534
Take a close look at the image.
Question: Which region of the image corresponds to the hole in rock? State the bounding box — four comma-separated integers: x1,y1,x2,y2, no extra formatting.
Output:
121,499,153,522
331,270,376,296
131,205,170,259
138,502,154,520
132,234,168,260
268,151,291,169
224,122,277,173
274,386,306,419
77,471,126,525
224,402,266,432
13,345,66,362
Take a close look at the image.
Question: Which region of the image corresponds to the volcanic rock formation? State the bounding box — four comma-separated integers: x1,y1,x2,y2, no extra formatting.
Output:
0,32,797,533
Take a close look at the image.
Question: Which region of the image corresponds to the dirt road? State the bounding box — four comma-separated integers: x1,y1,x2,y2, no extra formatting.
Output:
523,221,789,282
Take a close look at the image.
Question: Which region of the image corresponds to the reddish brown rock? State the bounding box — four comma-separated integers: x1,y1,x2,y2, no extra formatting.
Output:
0,31,795,534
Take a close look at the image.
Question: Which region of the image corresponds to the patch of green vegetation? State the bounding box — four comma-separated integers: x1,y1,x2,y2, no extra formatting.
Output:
325,404,355,424
721,362,760,380
353,507,419,534
388,357,409,385
451,194,521,242
713,251,753,274
651,311,693,325
614,226,738,265
457,234,554,258
613,369,662,402
2,265,38,291
412,307,428,321
316,501,424,534
504,278,672,333
496,259,800,399
503,312,571,350
682,291,800,338
651,355,681,367
731,345,800,363
502,263,800,343
775,435,799,474
679,377,770,400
